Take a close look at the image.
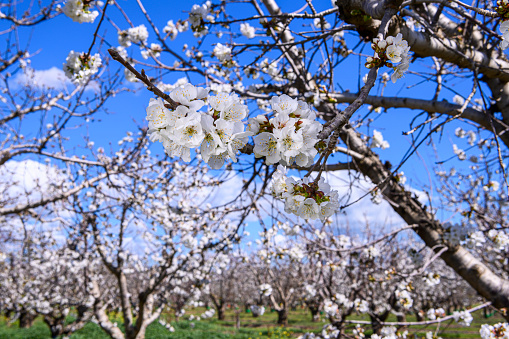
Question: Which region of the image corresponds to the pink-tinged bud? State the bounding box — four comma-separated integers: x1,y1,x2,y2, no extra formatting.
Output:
367,57,373,63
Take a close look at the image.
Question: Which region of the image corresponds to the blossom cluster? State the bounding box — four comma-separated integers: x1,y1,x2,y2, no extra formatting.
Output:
240,23,256,39
163,20,189,40
423,272,440,287
427,307,446,320
213,43,233,67
259,283,273,297
118,25,149,47
480,322,509,339
63,51,102,86
270,166,339,221
453,310,474,326
366,33,411,83
251,94,322,167
63,0,99,23
371,326,409,339
189,1,214,37
395,287,413,309
371,129,390,149
146,85,251,169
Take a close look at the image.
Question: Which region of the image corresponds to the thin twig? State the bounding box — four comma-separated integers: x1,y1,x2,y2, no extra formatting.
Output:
107,48,179,109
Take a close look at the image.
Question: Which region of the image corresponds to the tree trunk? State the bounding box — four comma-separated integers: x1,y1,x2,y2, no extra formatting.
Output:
235,308,241,329
339,125,509,314
43,316,65,339
217,303,226,321
309,306,320,322
277,309,288,326
19,310,36,328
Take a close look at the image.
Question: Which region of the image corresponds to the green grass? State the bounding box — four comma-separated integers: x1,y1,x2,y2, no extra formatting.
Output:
0,307,505,338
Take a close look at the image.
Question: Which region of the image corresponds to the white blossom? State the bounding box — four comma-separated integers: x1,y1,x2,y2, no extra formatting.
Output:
63,0,99,23
240,23,255,39
63,51,102,86
118,24,149,47
213,43,232,62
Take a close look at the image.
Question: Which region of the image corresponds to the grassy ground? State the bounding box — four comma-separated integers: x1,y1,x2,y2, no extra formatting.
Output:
0,307,505,338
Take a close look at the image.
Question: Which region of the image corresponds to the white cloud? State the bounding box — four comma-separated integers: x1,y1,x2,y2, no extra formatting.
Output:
0,159,74,249
14,67,71,89
13,66,100,91
0,159,67,207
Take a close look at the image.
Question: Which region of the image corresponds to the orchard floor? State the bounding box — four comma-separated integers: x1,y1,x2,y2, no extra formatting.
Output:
0,307,505,338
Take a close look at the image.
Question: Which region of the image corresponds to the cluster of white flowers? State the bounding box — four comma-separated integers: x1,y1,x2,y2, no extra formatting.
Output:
480,322,509,339
189,1,213,37
147,86,251,169
277,245,306,261
141,43,162,60
465,230,486,248
118,25,149,47
63,0,99,23
427,307,445,320
321,324,340,339
483,180,501,192
362,245,380,260
395,171,407,185
423,272,440,287
488,229,509,250
213,43,232,64
352,325,365,338
63,51,102,86
334,293,353,308
455,127,477,146
252,94,322,166
371,130,390,149
259,283,273,297
313,18,331,30
395,288,413,309
304,284,317,299
453,310,474,326
240,23,256,39
260,58,282,81
452,144,467,160
453,95,465,106
353,298,369,313
366,33,411,83
270,166,339,221
323,299,339,318
163,20,188,40
250,305,265,316
371,326,408,339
